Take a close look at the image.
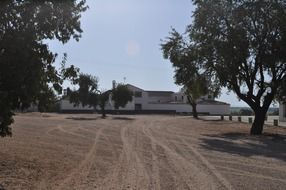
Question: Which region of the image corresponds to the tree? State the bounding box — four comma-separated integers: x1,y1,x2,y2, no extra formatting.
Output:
69,74,99,111
0,1,87,137
180,0,286,135
184,77,208,119
112,84,133,110
161,29,220,119
98,91,110,118
37,87,59,113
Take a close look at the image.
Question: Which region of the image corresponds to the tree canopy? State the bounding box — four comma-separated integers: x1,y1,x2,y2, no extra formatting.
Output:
112,84,133,110
69,80,133,116
0,0,87,137
161,29,220,118
186,0,286,134
69,74,99,110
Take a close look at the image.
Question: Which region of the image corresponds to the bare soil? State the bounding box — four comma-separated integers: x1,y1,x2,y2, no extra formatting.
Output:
0,113,286,190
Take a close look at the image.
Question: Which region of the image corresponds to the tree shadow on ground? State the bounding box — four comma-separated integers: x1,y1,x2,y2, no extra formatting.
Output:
112,117,135,121
199,120,234,127
66,117,98,121
199,132,286,162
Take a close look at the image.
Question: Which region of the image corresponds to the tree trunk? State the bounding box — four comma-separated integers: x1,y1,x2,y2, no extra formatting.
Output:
100,105,106,118
192,103,198,119
186,95,198,119
0,108,14,137
250,108,267,135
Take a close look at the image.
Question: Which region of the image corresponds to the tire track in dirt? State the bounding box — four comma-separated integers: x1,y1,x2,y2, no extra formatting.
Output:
142,123,195,189
156,118,234,190
136,123,161,190
94,123,144,189
46,124,85,139
180,138,235,190
158,118,235,190
143,120,234,190
57,125,88,138
54,126,104,190
115,125,149,189
139,122,174,190
131,124,153,189
97,126,128,189
97,121,151,190
86,125,125,189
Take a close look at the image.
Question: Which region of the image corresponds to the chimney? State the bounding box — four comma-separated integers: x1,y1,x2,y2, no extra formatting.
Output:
112,80,116,89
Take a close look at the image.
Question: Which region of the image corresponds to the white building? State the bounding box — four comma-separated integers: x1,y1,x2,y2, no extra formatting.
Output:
279,103,286,121
60,84,230,115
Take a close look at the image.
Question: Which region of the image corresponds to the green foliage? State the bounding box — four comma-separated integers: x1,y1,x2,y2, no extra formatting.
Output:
184,75,209,118
69,74,99,109
99,91,110,109
0,0,87,137
112,84,133,109
161,29,220,118
37,87,59,113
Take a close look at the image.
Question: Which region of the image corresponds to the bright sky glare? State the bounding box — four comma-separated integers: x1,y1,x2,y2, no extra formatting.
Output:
48,0,249,107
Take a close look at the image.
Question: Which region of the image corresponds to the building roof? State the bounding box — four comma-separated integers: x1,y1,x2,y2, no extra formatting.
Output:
126,84,144,91
197,99,230,105
146,91,174,94
127,84,175,93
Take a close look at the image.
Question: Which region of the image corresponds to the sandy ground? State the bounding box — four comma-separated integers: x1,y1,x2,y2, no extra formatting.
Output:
0,113,286,190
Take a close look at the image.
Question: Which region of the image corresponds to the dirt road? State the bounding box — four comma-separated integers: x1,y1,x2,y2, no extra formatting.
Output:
0,114,286,190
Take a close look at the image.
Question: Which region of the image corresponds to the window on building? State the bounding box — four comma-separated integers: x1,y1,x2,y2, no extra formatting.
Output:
134,91,142,98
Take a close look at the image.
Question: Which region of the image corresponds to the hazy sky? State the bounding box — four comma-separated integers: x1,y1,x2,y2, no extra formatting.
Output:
48,0,248,107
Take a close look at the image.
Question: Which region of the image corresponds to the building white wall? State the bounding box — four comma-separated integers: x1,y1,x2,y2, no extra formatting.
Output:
60,84,230,115
147,93,173,103
126,84,148,109
144,103,230,115
279,103,286,121
144,103,190,112
134,92,149,110
60,100,94,111
60,99,230,115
